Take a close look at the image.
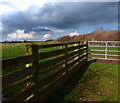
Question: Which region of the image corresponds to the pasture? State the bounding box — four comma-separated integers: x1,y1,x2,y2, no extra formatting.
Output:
1,41,119,102
2,41,88,101
1,41,60,75
49,62,118,102
1,42,119,60
1,41,59,59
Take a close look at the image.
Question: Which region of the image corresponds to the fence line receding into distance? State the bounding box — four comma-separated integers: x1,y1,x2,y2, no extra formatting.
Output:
1,41,88,102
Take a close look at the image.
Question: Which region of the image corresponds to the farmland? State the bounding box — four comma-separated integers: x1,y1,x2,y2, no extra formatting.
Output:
1,41,119,102
1,42,120,59
2,41,88,101
48,62,118,102
1,41,59,59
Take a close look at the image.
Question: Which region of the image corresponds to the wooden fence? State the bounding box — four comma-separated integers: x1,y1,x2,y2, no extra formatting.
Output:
88,41,120,61
1,41,88,102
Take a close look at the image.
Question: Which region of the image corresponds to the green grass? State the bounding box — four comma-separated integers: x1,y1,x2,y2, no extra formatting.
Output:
1,41,62,98
1,41,59,59
1,41,80,75
1,42,119,102
1,43,26,59
1,43,119,59
1,42,119,75
1,41,60,74
62,62,118,102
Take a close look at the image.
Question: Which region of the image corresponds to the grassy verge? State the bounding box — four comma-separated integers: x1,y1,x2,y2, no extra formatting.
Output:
69,63,118,102
48,62,118,102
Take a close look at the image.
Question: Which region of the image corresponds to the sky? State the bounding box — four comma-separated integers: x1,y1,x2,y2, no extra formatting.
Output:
1,0,119,41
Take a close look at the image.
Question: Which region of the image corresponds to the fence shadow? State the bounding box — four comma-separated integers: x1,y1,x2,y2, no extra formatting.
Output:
45,60,92,102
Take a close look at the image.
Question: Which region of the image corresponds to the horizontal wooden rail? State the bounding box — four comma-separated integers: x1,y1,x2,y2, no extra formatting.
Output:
91,57,120,61
91,53,120,56
29,58,87,101
2,48,86,89
2,44,87,70
37,41,81,49
6,54,87,101
89,46,120,47
2,41,88,102
37,48,87,71
91,49,120,52
2,66,36,89
38,44,87,60
2,55,37,70
3,76,34,96
88,41,120,60
88,41,120,43
38,50,87,75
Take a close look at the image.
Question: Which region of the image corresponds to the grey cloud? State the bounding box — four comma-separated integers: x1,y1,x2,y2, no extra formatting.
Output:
31,28,51,32
2,2,118,36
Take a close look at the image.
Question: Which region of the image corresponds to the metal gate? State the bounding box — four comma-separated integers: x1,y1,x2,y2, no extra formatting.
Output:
88,41,120,61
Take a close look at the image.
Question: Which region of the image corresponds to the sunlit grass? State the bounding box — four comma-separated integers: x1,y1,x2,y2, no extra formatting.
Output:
1,41,59,59
63,63,118,101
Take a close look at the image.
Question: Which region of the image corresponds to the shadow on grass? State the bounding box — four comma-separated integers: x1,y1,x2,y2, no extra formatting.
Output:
45,61,92,103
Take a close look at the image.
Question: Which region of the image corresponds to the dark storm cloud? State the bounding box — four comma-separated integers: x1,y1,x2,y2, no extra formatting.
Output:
2,2,118,35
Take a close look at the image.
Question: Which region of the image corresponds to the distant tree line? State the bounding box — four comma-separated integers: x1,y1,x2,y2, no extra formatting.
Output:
2,40,28,43
2,39,54,43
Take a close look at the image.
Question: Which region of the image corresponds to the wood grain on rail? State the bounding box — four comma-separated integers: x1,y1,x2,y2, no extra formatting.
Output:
6,54,87,101
2,42,88,102
2,55,37,70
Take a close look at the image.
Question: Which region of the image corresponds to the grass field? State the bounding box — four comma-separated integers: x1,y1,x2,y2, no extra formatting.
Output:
1,41,59,59
67,62,118,101
1,42,119,102
1,42,120,59
48,62,118,102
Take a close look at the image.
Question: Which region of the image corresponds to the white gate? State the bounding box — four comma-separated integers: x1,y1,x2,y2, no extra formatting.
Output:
88,41,120,61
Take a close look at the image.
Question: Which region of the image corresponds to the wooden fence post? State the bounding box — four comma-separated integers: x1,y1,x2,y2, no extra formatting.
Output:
78,41,81,58
65,43,68,66
25,45,33,67
60,44,67,67
84,41,88,60
105,42,108,59
86,41,88,60
25,44,39,85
